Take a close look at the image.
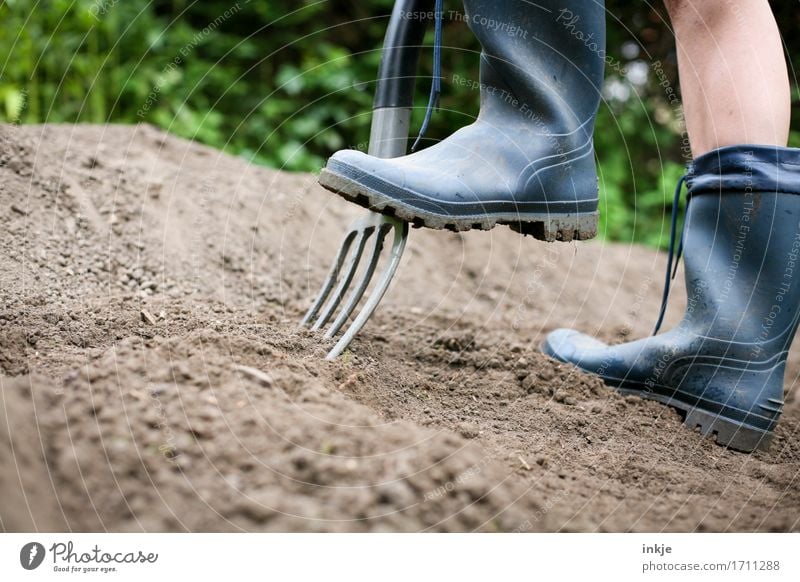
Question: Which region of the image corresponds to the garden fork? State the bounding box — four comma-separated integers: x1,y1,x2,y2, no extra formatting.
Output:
301,0,433,359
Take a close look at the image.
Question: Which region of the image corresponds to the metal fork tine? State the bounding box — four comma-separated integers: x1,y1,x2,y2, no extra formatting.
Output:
325,216,408,360
303,0,426,356
300,229,358,327
311,226,373,331
323,222,390,339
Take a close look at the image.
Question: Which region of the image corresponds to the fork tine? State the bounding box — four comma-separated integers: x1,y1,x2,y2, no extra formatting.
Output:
311,226,373,330
326,217,409,360
323,222,390,339
300,229,358,327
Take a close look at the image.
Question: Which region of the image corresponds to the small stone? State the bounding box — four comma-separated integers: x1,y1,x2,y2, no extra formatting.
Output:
537,368,555,381
457,422,480,439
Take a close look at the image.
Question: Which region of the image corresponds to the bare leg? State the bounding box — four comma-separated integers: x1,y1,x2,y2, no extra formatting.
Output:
664,0,790,156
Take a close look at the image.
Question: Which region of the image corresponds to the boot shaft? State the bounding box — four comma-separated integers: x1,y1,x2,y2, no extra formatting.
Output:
462,0,606,134
681,146,800,352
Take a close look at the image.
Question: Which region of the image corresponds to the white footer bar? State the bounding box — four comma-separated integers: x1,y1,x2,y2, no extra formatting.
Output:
1,533,797,581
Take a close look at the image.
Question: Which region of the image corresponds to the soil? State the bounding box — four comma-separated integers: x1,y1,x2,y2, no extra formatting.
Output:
1,123,798,532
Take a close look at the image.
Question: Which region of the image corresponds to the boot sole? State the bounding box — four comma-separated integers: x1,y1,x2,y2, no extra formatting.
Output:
319,168,598,242
614,386,773,453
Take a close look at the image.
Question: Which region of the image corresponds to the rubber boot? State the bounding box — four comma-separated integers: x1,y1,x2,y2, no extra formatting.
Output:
543,145,800,452
319,0,606,241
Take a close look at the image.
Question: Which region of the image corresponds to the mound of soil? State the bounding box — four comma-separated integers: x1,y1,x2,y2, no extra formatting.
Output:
1,124,798,532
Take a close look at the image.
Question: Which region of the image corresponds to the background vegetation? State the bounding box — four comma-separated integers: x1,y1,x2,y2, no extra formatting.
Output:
1,0,798,247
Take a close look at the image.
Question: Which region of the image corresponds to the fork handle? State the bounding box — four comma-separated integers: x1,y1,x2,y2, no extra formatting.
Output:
373,0,434,111
370,0,435,158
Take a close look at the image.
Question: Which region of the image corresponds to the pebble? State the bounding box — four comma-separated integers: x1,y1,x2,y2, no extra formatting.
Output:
521,374,536,392
457,422,480,439
537,368,555,381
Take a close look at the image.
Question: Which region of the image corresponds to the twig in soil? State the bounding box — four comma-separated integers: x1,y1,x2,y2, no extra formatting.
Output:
234,365,274,387
140,309,157,325
10,204,29,215
518,455,531,471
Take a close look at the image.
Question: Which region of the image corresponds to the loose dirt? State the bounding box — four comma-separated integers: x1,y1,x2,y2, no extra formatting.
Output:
1,124,798,532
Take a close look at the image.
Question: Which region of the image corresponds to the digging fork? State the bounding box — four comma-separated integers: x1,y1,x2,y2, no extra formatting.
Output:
302,0,433,359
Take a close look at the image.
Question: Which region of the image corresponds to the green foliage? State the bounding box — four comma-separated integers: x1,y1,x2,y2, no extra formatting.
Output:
1,0,798,248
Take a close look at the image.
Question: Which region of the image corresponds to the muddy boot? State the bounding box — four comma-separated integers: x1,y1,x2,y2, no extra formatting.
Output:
543,145,800,452
319,0,605,241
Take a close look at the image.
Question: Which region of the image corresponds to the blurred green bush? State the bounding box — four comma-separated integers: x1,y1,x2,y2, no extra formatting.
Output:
1,0,798,248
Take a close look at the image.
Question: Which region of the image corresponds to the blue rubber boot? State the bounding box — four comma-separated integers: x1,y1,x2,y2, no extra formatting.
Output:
319,0,605,241
543,146,800,452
